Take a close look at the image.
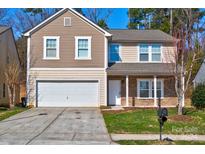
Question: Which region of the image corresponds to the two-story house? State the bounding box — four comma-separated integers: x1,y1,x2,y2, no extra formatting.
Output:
0,26,20,107
24,8,178,108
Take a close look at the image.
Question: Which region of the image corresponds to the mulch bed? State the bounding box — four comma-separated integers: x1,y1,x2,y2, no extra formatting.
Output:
101,107,157,114
168,115,193,122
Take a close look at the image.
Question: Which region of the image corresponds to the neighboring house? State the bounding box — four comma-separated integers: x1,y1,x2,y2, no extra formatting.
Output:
0,26,20,106
193,59,205,87
24,8,178,108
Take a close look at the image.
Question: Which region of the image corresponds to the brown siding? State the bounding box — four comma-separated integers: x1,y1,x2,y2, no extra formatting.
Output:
30,10,105,68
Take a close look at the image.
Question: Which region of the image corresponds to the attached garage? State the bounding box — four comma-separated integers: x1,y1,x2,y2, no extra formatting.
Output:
37,80,99,107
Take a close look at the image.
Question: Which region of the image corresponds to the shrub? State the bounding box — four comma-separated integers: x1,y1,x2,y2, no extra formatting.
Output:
191,84,205,109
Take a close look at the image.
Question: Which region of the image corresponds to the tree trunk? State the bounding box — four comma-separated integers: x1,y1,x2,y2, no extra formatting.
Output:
7,86,14,108
178,95,183,115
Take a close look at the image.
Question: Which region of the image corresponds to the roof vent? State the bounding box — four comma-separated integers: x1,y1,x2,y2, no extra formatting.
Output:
64,17,71,27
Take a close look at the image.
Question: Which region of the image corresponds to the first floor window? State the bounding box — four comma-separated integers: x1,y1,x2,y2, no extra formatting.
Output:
75,36,91,59
109,44,121,62
139,80,150,97
138,79,163,98
43,36,60,59
151,80,163,98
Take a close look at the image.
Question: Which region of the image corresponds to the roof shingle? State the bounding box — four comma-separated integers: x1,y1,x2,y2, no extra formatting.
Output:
107,63,175,76
0,26,10,34
107,29,176,42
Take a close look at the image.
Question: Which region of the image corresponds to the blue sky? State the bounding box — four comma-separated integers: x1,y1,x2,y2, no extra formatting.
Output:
2,8,129,38
82,8,129,29
104,8,128,29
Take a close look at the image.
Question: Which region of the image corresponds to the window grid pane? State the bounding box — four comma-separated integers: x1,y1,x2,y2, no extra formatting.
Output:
46,49,57,57
46,38,57,58
151,45,161,61
152,45,161,53
140,45,149,61
139,81,149,98
46,39,57,48
77,39,89,58
152,53,161,61
109,44,120,61
78,39,88,49
78,49,88,57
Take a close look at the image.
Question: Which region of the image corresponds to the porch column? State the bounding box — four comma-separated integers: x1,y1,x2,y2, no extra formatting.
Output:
126,75,129,107
154,75,157,107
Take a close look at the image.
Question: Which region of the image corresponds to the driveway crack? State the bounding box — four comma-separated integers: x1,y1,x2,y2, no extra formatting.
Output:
25,108,67,145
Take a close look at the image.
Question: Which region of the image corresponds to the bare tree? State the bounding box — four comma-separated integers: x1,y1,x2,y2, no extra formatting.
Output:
4,61,20,108
85,8,112,29
172,9,205,115
0,9,8,25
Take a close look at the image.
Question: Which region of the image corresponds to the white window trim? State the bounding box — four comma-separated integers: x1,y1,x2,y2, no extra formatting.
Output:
75,36,92,60
108,43,121,63
43,36,60,60
137,79,164,99
138,43,162,63
64,17,71,27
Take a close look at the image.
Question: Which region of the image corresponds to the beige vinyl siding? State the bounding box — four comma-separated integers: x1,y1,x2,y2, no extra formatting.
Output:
111,42,176,63
29,70,106,107
30,10,105,68
162,45,176,63
120,43,138,62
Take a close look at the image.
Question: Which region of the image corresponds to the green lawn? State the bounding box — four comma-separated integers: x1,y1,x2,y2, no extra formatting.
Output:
116,140,205,145
0,107,28,121
102,108,205,134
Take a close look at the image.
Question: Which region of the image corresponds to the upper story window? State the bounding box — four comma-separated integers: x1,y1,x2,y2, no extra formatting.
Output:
43,36,60,60
139,44,162,62
75,36,91,60
139,44,149,61
109,44,121,62
151,44,161,62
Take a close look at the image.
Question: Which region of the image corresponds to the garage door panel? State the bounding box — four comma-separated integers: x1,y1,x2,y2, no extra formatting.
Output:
37,81,99,107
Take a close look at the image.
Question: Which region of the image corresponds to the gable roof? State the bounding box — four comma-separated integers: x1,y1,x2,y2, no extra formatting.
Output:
24,8,112,37
107,29,176,42
0,26,10,35
193,59,205,83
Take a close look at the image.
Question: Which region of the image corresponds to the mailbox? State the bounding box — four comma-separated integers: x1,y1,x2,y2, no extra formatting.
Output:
158,107,168,124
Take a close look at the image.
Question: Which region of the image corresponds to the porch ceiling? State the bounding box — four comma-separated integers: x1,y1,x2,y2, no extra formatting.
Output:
106,63,175,76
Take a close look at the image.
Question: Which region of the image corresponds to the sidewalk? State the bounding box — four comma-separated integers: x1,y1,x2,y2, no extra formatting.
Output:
111,134,205,141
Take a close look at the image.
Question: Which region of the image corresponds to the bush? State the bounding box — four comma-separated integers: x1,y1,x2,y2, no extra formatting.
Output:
191,84,205,109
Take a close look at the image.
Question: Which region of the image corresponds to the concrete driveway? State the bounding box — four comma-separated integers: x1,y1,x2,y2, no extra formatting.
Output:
0,108,111,145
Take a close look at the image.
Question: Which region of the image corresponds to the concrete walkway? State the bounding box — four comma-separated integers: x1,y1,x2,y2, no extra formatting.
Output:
0,108,111,145
111,134,205,141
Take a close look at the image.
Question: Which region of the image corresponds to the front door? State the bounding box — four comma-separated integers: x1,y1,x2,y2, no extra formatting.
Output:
109,80,121,106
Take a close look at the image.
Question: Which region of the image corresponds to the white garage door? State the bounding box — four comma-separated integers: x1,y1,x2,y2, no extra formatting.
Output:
37,81,99,107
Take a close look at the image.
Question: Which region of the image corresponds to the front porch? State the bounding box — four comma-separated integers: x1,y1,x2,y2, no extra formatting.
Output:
106,63,178,107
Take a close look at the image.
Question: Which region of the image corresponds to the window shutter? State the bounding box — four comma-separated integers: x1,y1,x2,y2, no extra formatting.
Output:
64,17,71,27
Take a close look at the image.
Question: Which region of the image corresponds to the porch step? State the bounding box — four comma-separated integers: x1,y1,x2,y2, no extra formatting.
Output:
110,106,124,110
